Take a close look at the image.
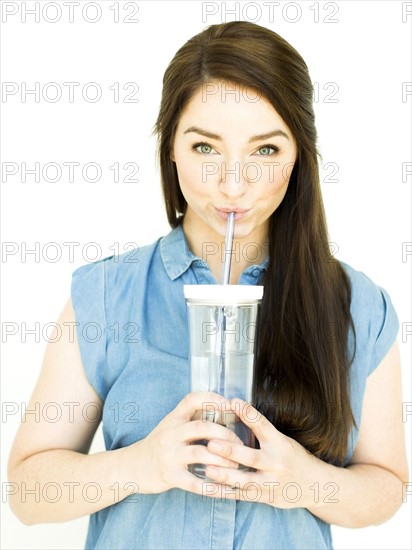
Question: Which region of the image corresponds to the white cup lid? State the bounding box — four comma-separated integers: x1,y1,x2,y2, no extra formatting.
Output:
183,284,263,303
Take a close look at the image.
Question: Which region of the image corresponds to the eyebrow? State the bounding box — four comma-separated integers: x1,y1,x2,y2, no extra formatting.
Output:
183,126,290,142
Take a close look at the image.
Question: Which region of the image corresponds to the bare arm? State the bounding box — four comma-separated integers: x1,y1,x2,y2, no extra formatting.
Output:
7,298,245,525
200,340,410,528
7,297,137,523
306,340,410,527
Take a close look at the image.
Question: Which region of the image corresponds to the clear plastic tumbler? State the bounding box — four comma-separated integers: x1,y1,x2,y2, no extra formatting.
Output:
184,284,263,480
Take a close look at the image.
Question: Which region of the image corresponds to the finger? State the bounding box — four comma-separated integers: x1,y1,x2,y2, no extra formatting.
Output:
182,419,244,445
204,463,258,494
178,470,240,501
172,392,232,421
230,398,278,442
206,438,261,470
185,444,240,469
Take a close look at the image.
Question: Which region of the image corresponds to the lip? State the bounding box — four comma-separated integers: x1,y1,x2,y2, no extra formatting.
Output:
214,206,251,221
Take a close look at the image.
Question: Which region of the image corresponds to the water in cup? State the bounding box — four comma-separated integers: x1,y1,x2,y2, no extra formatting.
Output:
184,284,263,480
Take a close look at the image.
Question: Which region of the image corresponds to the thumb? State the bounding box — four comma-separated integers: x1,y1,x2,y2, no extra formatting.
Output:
173,391,232,421
230,397,280,442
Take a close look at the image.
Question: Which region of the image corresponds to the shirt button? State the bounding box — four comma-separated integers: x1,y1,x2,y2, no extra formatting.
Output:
252,269,260,277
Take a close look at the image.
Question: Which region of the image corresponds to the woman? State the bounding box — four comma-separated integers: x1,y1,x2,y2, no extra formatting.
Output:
8,21,408,549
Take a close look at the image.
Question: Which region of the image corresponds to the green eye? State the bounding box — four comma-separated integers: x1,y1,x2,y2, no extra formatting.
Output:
199,144,212,154
192,142,216,155
257,145,278,155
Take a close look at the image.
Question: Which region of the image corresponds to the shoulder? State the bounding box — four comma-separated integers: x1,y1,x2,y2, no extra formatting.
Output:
338,260,399,375
339,260,386,304
70,236,166,322
338,260,396,318
71,236,162,286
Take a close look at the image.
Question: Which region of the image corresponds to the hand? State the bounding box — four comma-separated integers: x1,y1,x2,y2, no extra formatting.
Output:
125,392,244,496
202,397,319,509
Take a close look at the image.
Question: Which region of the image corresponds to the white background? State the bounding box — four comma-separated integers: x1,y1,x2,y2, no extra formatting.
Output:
1,0,411,548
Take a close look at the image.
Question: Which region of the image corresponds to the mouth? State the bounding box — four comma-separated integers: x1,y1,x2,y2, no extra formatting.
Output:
214,206,250,221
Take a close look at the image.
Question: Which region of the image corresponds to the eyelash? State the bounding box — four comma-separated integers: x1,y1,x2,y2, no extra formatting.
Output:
191,142,280,156
191,142,217,155
255,144,280,155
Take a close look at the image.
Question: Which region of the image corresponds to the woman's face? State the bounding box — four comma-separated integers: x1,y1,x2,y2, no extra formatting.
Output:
171,80,298,245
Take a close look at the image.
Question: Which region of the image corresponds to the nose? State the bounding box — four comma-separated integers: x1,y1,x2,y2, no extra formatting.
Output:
218,160,249,199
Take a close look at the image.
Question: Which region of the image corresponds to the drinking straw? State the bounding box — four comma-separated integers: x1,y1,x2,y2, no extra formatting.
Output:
221,212,235,285
215,212,235,396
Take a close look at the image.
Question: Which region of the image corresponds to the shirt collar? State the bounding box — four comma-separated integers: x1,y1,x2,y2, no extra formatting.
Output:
160,224,269,281
160,225,203,281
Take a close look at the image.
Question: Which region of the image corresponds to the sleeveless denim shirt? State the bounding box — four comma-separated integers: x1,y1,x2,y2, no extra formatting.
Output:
71,224,399,550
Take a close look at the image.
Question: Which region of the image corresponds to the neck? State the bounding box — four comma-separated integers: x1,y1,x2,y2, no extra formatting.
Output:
181,219,268,284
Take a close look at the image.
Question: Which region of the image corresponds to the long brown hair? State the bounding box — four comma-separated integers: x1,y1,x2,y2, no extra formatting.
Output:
153,21,356,465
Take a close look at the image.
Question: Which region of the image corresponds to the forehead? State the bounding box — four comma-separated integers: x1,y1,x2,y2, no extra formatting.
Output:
176,81,287,131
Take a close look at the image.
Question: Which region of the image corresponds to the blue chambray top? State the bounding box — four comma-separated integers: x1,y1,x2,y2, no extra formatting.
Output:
71,224,399,550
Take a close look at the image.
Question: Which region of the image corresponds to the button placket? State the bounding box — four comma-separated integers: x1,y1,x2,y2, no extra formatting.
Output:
210,499,236,550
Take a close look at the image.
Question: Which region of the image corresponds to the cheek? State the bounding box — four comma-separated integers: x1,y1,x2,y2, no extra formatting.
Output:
175,157,210,202
174,156,194,188
255,161,294,215
256,161,292,196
